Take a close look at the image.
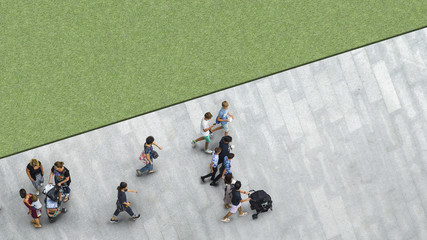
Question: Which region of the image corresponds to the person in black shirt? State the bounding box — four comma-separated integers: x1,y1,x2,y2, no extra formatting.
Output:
221,181,250,223
211,136,233,186
26,159,44,196
110,182,141,223
48,161,71,202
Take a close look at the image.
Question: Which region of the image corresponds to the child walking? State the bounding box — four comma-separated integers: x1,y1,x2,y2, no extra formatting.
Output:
192,112,216,154
221,181,251,223
110,182,141,223
137,136,163,176
221,153,234,181
200,147,221,184
223,173,234,209
211,101,234,136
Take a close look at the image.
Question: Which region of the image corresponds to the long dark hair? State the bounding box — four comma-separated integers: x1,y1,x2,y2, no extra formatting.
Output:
19,189,27,198
117,182,127,191
224,173,233,185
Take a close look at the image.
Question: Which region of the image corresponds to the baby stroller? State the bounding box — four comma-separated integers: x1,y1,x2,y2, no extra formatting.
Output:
42,184,67,223
249,190,273,219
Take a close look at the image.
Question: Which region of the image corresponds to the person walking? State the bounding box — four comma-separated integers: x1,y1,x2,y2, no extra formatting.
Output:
221,181,250,223
211,101,234,136
211,136,233,186
137,136,163,176
192,112,216,154
221,153,234,180
48,161,71,202
223,173,234,209
20,189,42,228
26,159,44,195
110,182,141,223
200,147,221,184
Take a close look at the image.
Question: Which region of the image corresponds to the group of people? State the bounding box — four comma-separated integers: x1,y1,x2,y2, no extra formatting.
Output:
20,160,71,228
193,101,252,223
20,100,249,227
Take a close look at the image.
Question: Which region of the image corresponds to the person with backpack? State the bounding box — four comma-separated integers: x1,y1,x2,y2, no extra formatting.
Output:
211,136,233,186
26,159,44,196
137,136,163,176
221,181,251,223
110,182,141,223
48,161,71,202
211,101,235,136
223,173,235,209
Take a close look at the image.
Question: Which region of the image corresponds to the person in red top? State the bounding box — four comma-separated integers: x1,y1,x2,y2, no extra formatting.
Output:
20,189,42,228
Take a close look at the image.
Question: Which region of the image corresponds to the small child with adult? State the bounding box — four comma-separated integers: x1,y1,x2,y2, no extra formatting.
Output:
110,182,141,223
137,136,163,176
221,181,251,223
211,101,234,136
26,159,44,195
192,112,216,154
30,195,42,217
200,147,221,184
19,189,42,228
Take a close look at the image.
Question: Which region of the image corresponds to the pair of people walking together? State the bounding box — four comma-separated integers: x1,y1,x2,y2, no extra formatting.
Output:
192,101,234,153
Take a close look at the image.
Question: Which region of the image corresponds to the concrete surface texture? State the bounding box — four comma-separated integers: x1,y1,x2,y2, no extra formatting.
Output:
1,28,427,240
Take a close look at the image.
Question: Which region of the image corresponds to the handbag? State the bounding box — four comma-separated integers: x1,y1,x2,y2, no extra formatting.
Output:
116,200,125,212
152,151,159,159
139,151,150,165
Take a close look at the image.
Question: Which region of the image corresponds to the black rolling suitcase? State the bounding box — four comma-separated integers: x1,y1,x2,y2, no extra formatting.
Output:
249,190,273,219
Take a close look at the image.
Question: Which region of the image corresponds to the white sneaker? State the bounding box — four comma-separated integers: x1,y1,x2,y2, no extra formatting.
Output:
191,140,196,148
204,149,213,154
36,190,40,196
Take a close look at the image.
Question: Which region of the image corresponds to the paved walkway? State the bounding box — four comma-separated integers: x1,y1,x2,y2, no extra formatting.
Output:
1,28,426,240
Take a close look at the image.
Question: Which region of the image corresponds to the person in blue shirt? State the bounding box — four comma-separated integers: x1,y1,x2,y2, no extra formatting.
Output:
211,101,234,136
137,136,163,176
221,153,234,180
200,147,222,184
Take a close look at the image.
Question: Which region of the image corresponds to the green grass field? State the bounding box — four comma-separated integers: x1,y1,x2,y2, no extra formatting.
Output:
1,1,426,158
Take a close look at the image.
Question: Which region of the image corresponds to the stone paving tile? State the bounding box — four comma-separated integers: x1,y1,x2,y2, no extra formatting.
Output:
1,28,426,240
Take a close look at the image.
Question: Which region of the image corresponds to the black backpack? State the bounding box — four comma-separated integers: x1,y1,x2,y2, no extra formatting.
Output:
46,187,59,201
